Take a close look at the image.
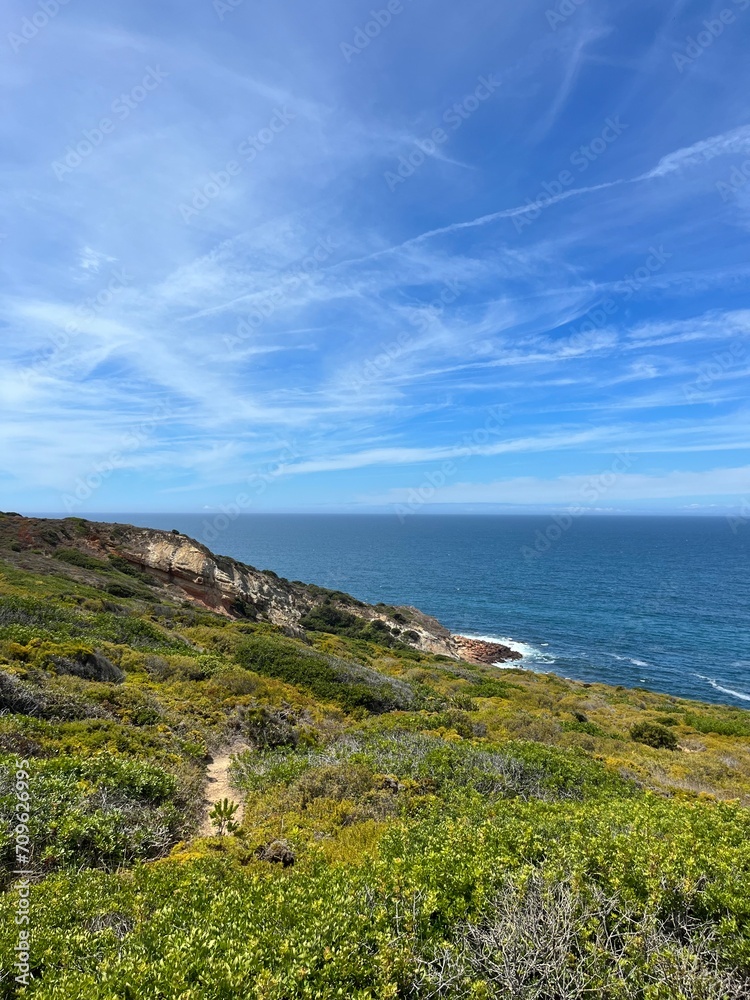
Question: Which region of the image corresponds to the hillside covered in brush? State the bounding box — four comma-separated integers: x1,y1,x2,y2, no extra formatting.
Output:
1,512,750,999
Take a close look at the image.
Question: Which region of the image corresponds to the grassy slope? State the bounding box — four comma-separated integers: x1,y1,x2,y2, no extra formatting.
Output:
1,522,749,998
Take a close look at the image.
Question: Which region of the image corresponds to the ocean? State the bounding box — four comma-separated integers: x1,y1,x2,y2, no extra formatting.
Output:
109,514,749,708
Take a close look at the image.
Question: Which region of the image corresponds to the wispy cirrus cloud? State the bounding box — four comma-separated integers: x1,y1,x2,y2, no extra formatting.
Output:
2,0,749,511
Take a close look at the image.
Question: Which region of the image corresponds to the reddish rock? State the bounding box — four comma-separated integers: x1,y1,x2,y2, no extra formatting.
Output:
452,635,523,665
0,514,533,669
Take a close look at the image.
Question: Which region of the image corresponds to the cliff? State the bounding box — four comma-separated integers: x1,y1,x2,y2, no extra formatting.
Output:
2,525,750,998
0,514,521,665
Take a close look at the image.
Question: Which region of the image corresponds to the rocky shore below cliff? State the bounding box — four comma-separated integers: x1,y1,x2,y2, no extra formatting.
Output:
452,635,523,665
0,513,526,669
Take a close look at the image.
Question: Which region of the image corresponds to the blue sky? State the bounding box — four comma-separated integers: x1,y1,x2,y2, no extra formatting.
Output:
2,0,750,515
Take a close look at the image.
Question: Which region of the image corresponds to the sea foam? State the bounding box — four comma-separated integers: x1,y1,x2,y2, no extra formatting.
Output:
695,674,750,703
461,633,556,666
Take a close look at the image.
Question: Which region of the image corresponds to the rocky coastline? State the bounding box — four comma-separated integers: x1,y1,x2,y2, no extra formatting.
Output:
452,635,523,665
0,513,526,669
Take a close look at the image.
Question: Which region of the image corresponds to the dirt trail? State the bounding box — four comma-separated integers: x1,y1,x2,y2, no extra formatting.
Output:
199,742,249,836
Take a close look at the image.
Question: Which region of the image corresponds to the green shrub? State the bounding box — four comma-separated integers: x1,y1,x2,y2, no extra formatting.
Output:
684,712,750,738
50,649,125,684
236,634,416,713
561,718,608,737
416,876,750,998
107,555,156,585
53,549,107,571
465,677,516,699
93,687,163,726
207,667,258,698
418,709,484,739
3,795,748,998
630,721,679,750
105,581,150,600
208,798,240,835
0,596,187,652
0,752,180,871
291,762,376,807
451,694,478,712
233,730,631,803
0,596,80,638
241,704,307,749
0,669,112,722
300,601,360,635
653,713,680,726
63,517,91,536
300,601,401,648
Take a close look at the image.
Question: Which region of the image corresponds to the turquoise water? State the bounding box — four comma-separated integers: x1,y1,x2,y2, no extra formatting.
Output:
113,514,749,708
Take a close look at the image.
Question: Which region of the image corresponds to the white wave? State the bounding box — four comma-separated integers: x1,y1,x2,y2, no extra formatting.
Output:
695,674,750,703
608,654,650,668
459,633,556,665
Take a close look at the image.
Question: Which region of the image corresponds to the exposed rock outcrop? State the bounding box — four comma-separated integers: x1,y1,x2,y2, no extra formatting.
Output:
51,650,125,684
0,514,524,666
255,839,295,867
452,636,523,665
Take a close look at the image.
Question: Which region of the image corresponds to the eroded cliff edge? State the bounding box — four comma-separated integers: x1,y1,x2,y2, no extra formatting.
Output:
0,514,522,665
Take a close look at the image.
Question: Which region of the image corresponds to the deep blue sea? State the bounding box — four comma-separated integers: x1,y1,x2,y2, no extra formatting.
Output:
108,514,749,708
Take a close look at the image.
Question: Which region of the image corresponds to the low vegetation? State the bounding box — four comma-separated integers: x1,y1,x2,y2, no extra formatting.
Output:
300,598,410,648
629,720,679,750
1,516,749,997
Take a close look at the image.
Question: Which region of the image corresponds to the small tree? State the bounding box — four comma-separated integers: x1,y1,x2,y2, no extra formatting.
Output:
209,798,240,835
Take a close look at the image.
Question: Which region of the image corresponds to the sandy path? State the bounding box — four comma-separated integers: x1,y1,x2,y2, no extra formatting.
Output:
199,742,249,836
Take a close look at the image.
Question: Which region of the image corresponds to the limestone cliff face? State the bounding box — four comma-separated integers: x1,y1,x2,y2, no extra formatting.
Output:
99,528,315,633
0,514,522,665
79,524,482,656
